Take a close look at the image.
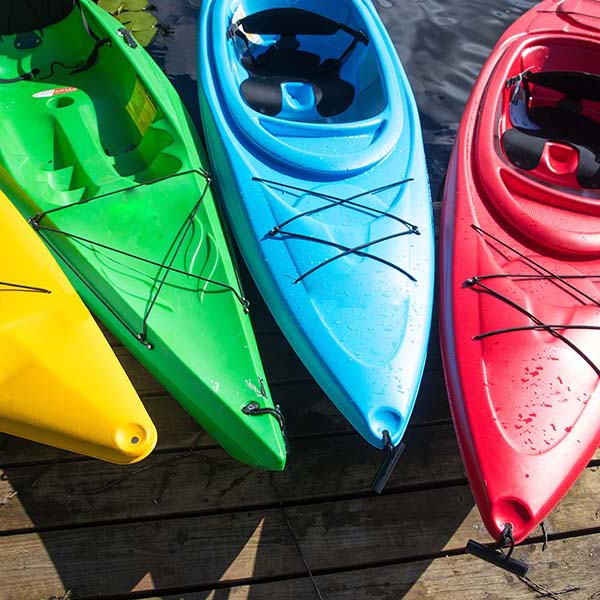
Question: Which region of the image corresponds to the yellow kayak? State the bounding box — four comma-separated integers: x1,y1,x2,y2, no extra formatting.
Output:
0,191,157,463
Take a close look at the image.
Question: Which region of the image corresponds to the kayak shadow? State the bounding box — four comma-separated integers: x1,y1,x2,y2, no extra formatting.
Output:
0,265,478,599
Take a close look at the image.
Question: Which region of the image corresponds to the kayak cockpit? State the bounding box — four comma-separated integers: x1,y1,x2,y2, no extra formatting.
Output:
498,39,600,191
229,6,385,122
473,35,600,257
0,3,184,205
212,0,403,174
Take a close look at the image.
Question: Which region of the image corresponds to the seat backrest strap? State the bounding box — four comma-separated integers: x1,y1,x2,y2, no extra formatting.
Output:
228,8,368,67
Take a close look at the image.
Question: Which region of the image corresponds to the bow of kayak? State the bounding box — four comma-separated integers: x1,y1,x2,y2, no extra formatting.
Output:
0,190,157,463
0,0,286,470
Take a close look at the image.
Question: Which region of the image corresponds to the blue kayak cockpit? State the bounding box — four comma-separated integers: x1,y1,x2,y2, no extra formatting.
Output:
212,0,404,175
229,7,378,120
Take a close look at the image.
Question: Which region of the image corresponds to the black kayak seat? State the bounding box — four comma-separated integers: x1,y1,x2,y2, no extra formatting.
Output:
502,70,600,189
0,0,75,35
0,0,109,84
230,8,368,118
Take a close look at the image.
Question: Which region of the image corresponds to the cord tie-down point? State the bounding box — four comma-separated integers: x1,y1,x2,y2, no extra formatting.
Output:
241,297,251,314
466,523,529,576
135,333,154,350
243,401,289,454
28,216,41,230
371,430,405,494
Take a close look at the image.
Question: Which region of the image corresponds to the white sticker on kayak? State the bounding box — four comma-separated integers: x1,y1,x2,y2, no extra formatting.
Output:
32,87,78,99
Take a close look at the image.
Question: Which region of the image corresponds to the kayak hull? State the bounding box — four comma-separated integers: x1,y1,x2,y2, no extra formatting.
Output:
441,0,600,543
199,0,434,449
0,190,157,463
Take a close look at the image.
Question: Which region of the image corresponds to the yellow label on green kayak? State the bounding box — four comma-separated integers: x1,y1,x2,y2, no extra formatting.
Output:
125,78,157,136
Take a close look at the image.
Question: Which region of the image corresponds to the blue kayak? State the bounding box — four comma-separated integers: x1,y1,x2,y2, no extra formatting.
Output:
198,0,434,463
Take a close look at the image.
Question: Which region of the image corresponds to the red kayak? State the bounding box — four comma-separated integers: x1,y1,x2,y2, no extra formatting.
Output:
441,0,600,546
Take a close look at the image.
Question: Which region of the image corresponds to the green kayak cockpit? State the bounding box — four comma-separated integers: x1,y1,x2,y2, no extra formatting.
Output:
0,0,288,471
0,4,181,195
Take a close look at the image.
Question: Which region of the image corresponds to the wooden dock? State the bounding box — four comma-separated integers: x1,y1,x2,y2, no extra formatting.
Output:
0,201,599,599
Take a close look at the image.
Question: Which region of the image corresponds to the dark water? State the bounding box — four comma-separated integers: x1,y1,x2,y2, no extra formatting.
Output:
147,0,537,198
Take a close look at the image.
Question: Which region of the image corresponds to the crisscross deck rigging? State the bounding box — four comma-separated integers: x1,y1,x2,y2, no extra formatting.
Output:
0,281,51,293
466,224,600,378
27,169,249,349
254,177,420,284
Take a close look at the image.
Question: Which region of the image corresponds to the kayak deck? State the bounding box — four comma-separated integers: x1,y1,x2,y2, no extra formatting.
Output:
441,0,600,544
0,1,286,470
199,0,434,452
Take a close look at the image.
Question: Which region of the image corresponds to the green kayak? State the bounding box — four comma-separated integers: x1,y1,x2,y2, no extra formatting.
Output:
0,0,287,470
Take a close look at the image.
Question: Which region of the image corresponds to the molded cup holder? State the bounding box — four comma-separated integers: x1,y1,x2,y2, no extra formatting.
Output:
545,142,579,175
283,82,314,108
47,96,75,109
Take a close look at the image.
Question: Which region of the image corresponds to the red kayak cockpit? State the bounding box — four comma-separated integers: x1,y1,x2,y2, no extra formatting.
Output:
474,35,600,258
502,69,600,190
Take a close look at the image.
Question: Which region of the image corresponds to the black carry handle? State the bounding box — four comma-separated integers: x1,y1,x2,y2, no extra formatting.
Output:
466,524,529,577
466,539,529,577
371,431,405,494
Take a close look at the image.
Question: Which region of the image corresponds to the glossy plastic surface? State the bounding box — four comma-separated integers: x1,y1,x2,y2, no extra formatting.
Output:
0,191,157,463
0,0,286,470
199,0,434,449
441,0,600,543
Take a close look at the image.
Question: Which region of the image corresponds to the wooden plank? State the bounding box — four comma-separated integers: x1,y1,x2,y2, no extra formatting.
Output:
0,466,598,599
0,424,461,532
0,511,303,600
283,466,600,571
143,532,600,600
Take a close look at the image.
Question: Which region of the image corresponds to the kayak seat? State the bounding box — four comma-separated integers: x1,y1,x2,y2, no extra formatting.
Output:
0,0,75,35
230,8,368,118
240,49,355,118
502,70,600,188
13,81,179,199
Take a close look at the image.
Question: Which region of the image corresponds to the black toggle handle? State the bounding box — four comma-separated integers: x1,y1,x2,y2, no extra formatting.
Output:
118,27,138,49
371,431,405,494
243,401,289,454
466,539,529,577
